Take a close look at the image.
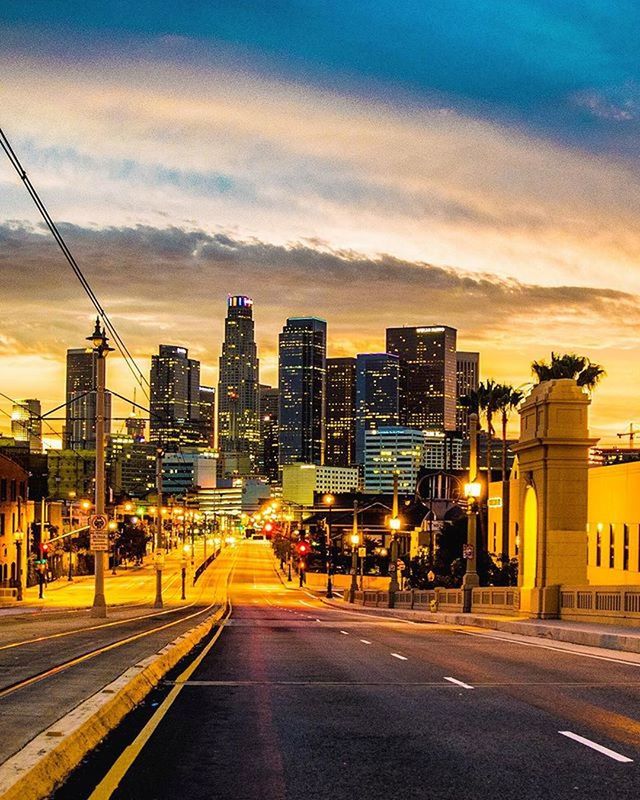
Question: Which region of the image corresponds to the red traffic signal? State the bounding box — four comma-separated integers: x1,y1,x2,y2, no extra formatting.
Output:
297,541,309,556
264,522,273,532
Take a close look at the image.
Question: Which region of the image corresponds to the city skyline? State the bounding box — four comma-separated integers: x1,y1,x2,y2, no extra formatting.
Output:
3,3,640,442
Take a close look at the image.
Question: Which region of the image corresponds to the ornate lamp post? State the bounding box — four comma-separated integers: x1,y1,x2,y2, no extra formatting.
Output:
14,530,24,601
323,493,335,598
388,473,402,598
87,319,113,618
462,412,481,612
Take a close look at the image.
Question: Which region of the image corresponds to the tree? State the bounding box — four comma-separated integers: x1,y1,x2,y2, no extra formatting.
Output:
531,352,605,391
494,384,524,483
477,379,501,477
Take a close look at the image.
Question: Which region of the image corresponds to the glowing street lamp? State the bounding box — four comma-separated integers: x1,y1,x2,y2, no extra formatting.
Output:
462,412,481,608
323,493,335,598
349,501,360,602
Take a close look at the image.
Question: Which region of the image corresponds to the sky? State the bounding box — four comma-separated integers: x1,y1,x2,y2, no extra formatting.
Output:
2,1,640,442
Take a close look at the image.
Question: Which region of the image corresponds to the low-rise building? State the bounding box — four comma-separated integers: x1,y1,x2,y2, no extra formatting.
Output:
47,449,95,500
364,427,425,494
162,452,218,496
281,463,360,506
0,453,31,586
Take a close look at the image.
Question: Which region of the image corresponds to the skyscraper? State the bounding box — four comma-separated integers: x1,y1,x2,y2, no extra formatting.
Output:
65,348,112,450
355,353,401,464
217,296,260,475
149,345,202,450
456,351,480,436
325,357,356,468
259,385,279,483
11,399,42,452
198,386,216,449
386,325,457,431
278,317,326,466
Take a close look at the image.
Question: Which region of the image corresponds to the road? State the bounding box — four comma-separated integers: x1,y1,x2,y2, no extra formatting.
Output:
54,541,640,799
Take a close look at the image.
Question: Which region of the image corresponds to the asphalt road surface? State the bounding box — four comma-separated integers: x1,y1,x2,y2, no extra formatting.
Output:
68,541,640,799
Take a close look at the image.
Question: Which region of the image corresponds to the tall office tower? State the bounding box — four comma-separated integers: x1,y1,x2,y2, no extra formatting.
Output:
11,399,42,452
65,348,112,450
278,317,326,466
325,357,356,468
259,385,279,482
355,353,401,464
149,345,202,451
198,386,216,448
386,325,457,431
456,351,480,436
217,296,260,475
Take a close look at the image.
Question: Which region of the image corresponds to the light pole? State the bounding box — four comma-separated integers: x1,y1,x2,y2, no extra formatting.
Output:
14,530,24,601
88,319,113,618
109,520,118,575
462,411,481,612
349,501,359,602
388,472,402,599
323,493,335,598
154,447,164,609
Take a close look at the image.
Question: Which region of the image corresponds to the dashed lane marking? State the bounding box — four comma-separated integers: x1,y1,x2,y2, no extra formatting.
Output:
390,653,407,661
340,630,349,635
559,731,633,763
360,639,372,645
444,676,474,689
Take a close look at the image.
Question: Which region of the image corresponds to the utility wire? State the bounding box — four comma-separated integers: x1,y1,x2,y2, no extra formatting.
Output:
0,127,149,399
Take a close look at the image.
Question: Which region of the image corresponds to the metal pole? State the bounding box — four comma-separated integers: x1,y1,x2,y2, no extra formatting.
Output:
326,503,333,598
349,501,358,602
154,447,164,609
16,539,23,601
389,473,400,595
181,561,186,600
91,323,109,618
463,412,480,611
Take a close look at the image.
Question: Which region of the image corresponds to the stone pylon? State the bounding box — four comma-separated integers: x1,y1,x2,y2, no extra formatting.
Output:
512,379,597,618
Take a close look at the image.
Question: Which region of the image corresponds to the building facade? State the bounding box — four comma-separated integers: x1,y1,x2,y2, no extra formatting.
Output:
355,353,401,465
11,399,42,452
363,427,425,494
217,296,260,475
47,449,96,500
325,357,356,468
198,386,216,449
281,463,360,506
386,326,457,431
278,317,326,466
0,453,31,587
162,452,217,496
149,345,203,450
259,385,279,483
455,351,480,435
65,348,112,449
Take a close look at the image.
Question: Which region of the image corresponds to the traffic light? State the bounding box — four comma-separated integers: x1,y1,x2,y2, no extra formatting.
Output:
264,522,273,533
296,541,310,557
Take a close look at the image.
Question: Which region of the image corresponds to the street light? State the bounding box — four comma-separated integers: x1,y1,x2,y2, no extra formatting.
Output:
14,530,24,601
349,501,359,602
109,520,118,575
462,412,481,612
323,493,335,598
87,318,113,618
388,473,401,597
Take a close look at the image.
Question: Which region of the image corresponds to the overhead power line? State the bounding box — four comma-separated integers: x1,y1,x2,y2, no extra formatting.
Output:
0,127,149,399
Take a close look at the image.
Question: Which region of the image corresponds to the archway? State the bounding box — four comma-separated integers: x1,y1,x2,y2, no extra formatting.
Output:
521,485,538,595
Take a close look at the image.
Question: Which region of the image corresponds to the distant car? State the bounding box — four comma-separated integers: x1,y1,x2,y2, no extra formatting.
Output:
251,533,266,541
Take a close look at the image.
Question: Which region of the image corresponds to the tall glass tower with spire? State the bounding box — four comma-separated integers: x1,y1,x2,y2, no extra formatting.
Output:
217,295,260,475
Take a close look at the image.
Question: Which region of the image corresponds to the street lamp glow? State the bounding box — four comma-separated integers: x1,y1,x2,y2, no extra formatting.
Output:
323,493,335,506
350,533,360,546
464,481,482,499
389,516,401,531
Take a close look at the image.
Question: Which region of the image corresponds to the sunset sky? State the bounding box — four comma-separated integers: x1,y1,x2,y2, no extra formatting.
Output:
2,2,640,442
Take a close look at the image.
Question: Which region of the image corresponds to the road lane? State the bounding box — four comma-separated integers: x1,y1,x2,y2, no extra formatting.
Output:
77,542,640,799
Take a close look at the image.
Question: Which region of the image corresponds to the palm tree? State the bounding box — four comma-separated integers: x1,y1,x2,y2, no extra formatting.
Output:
494,384,523,561
531,352,605,391
477,379,500,477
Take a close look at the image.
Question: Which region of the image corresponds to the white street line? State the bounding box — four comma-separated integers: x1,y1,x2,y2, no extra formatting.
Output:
299,600,312,606
360,639,372,645
340,630,349,635
315,618,321,622
391,653,408,660
559,731,633,763
444,676,474,690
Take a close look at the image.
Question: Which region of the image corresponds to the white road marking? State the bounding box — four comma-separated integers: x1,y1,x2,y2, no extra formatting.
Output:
360,639,372,645
391,653,408,660
444,676,474,689
340,630,349,635
315,618,321,622
559,731,633,763
299,600,312,606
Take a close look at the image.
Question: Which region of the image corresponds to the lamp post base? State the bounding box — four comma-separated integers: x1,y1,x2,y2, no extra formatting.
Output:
154,569,163,609
91,597,107,618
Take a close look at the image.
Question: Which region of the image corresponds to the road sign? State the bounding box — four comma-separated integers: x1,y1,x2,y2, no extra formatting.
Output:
462,544,475,559
89,514,108,532
90,531,109,551
358,546,366,558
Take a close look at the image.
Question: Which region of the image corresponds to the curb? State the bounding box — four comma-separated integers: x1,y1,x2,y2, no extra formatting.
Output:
0,603,227,800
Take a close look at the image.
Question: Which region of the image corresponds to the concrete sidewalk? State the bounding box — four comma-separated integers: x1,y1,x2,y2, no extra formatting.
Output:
273,560,640,656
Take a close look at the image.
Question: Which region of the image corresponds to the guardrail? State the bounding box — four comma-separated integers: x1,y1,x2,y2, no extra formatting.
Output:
560,585,640,624
471,587,520,614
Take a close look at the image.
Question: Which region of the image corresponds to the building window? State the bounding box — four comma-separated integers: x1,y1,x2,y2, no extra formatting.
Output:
492,522,497,553
609,524,615,569
0,479,6,502
10,480,16,501
623,524,630,571
514,522,519,556
0,513,4,536
596,528,601,567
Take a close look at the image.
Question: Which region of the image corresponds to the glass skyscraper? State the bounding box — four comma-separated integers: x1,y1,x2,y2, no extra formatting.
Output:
355,353,401,465
325,357,356,468
217,296,260,474
149,345,202,450
386,325,457,432
278,317,326,466
65,347,112,450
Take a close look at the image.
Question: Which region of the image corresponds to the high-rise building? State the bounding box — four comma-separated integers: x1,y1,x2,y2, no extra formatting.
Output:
65,348,112,449
386,325,457,431
325,358,356,468
456,351,480,436
149,345,202,450
198,386,216,449
355,353,401,464
259,385,279,483
278,317,326,466
217,296,260,475
364,427,426,494
11,399,42,452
